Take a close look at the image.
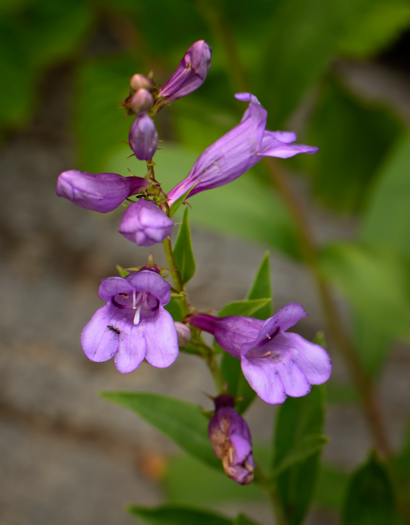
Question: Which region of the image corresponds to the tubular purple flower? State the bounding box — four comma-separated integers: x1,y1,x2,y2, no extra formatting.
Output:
56,170,149,213
167,93,319,205
208,395,254,485
190,303,332,405
129,114,158,161
118,200,174,247
158,40,212,102
81,270,179,373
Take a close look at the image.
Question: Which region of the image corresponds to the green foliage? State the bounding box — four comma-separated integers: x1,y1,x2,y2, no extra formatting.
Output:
342,453,398,525
75,56,138,172
313,463,350,510
273,386,326,525
338,0,410,58
362,132,410,258
128,504,232,525
101,392,219,469
173,207,196,285
163,453,266,505
320,242,410,341
233,514,261,525
304,77,403,212
0,0,90,133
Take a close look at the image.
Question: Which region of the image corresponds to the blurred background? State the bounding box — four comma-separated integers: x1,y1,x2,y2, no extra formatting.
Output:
0,0,409,523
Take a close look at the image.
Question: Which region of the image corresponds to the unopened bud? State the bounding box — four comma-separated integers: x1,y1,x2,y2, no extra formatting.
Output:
129,115,158,161
130,74,154,92
208,395,254,485
130,89,154,114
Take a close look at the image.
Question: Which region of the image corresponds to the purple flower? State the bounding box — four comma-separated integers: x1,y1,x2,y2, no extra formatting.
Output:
208,395,254,485
118,200,174,247
158,40,212,103
129,114,158,161
190,303,332,405
81,270,179,373
56,170,149,213
167,93,319,205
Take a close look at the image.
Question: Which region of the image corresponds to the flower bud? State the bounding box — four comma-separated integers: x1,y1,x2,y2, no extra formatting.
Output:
129,89,154,114
159,40,212,102
175,322,191,347
208,395,254,485
129,115,158,161
56,170,149,213
130,74,154,92
118,200,174,247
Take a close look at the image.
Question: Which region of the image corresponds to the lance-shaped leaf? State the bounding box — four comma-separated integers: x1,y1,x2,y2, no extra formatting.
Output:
246,251,272,320
101,392,219,469
128,505,232,525
233,514,261,525
273,385,326,525
173,207,196,285
342,453,398,525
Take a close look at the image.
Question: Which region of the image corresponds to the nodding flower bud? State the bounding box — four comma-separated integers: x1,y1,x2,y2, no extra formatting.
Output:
118,200,174,247
129,115,158,161
56,170,149,213
130,74,154,92
208,395,254,485
158,40,212,103
129,89,154,115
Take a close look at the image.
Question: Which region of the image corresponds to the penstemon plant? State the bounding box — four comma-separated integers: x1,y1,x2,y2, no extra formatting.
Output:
57,41,333,524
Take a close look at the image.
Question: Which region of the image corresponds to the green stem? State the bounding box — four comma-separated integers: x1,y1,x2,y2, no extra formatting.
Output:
254,463,289,525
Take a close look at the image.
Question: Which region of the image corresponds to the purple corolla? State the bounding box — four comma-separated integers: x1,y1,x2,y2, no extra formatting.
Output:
208,394,254,485
190,303,332,405
167,93,319,205
81,270,179,373
158,40,212,102
129,114,158,161
56,170,149,213
118,200,174,247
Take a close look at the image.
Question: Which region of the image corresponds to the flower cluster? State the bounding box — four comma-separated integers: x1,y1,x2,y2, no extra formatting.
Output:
57,41,331,485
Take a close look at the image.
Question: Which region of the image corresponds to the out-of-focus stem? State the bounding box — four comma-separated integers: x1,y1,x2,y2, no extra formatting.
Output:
254,463,289,525
209,10,392,457
264,158,391,458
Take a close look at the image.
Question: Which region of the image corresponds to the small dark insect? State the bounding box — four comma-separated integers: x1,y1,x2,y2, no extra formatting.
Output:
107,325,121,335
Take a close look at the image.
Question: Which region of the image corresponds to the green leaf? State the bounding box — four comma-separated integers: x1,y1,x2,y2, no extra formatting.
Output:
233,514,261,525
163,453,266,506
246,252,272,320
101,392,219,469
164,297,183,323
128,505,232,525
313,463,350,511
303,77,402,212
342,453,398,525
75,56,138,172
218,299,271,318
273,386,326,525
173,207,196,285
362,132,410,258
320,242,410,340
272,434,329,477
338,0,410,58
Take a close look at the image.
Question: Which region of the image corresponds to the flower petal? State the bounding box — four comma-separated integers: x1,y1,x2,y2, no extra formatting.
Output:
259,132,319,158
282,332,332,385
81,304,121,362
142,307,179,368
241,356,287,404
98,276,135,302
113,321,147,373
126,270,171,305
276,358,311,398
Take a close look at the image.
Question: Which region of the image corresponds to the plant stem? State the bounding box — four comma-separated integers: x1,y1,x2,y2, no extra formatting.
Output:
254,463,290,525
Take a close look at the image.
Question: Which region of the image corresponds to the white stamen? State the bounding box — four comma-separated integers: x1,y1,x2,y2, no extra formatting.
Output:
133,306,141,325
